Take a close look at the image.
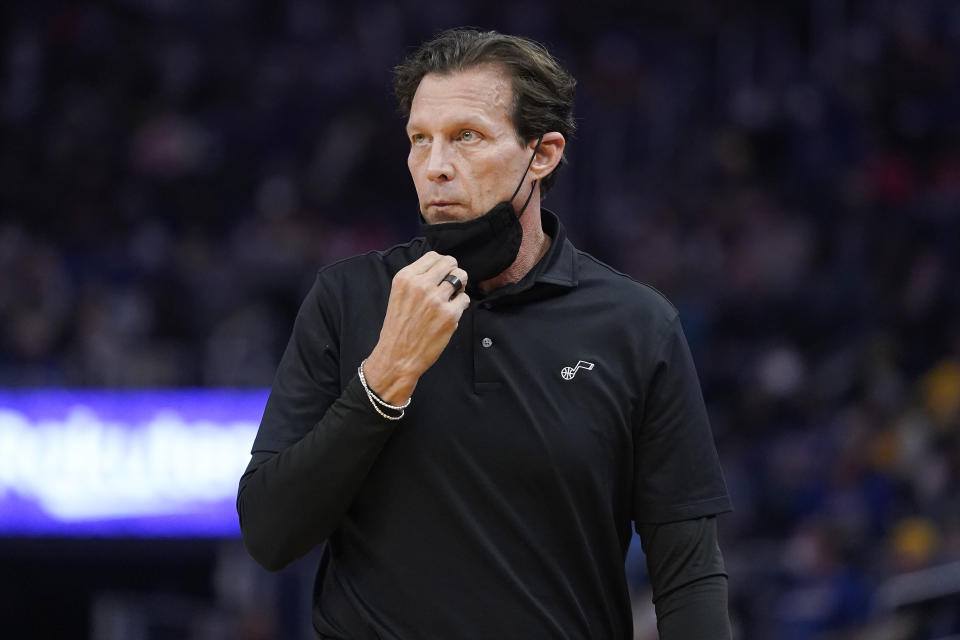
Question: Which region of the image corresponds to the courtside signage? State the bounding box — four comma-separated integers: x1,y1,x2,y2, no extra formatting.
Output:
0,389,266,537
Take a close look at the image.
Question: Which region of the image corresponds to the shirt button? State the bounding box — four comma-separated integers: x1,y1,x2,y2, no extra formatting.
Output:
481,337,493,348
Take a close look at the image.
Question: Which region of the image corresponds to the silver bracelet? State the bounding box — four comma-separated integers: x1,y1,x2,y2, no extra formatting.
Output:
358,358,411,420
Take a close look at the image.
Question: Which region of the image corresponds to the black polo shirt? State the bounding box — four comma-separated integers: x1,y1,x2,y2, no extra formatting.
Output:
238,210,731,639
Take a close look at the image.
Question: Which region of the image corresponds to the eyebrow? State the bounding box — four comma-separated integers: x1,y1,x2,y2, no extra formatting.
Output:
405,115,494,136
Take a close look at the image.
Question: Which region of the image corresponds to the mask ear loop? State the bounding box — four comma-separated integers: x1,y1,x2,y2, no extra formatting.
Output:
512,134,545,218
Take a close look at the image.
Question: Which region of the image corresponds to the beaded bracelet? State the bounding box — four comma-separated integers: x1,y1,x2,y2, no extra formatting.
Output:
358,358,411,421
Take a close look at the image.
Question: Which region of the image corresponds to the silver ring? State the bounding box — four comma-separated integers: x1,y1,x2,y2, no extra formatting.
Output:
441,273,463,294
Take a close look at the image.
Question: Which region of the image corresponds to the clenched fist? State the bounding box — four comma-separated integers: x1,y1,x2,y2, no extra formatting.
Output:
362,251,470,405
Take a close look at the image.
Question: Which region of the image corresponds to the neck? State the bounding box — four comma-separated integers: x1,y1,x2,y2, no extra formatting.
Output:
479,207,551,292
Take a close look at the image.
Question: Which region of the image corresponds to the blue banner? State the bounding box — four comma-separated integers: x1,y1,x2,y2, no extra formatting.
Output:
0,389,268,537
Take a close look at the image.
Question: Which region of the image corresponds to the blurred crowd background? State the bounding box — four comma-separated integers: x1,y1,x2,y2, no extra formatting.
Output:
2,0,960,638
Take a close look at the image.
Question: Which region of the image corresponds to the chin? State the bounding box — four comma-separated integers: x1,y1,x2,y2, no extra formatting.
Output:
423,206,476,224
428,213,464,223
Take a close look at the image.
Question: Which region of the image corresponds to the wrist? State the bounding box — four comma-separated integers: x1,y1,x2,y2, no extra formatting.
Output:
362,350,418,406
358,359,410,420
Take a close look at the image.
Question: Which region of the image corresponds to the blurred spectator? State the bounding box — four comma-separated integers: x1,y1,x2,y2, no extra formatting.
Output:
2,1,959,638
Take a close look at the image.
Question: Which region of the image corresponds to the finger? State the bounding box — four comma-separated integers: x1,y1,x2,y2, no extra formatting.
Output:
424,253,459,282
450,266,468,289
451,291,470,312
409,251,444,275
438,267,468,299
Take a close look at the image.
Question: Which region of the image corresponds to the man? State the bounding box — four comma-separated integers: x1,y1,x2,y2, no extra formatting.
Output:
238,28,732,639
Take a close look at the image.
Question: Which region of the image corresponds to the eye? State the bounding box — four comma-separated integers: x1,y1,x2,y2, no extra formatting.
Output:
458,130,480,142
410,133,427,146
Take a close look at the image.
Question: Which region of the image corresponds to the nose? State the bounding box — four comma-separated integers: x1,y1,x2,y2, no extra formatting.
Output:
425,140,454,183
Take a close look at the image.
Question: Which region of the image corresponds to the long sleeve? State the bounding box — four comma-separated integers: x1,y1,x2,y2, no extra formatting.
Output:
237,374,397,571
236,273,396,572
638,516,731,640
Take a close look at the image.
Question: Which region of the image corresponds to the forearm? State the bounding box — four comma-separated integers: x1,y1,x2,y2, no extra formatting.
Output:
654,573,730,640
638,516,731,640
237,374,397,571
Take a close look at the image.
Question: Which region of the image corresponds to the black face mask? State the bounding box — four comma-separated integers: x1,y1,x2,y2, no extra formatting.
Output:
419,136,542,283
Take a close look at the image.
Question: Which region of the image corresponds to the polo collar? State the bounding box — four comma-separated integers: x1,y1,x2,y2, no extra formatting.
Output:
468,208,579,303
533,208,579,289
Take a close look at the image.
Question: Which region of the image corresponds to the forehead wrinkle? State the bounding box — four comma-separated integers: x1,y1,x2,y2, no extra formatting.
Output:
407,66,515,133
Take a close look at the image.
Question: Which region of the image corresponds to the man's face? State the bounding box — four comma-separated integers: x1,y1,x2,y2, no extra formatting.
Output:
406,65,534,223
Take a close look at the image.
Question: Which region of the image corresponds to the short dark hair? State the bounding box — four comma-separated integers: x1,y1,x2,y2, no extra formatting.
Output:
393,28,576,195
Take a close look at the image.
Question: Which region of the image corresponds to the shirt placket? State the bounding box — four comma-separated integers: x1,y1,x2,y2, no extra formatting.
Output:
472,300,501,391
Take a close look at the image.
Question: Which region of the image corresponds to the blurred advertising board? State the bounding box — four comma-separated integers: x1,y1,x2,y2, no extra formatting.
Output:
0,389,266,537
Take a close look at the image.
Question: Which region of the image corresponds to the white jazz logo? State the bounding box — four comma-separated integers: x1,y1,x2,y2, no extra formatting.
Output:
560,360,595,380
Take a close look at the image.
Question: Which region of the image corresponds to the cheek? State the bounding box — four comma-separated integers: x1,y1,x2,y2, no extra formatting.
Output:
480,162,515,197
407,154,426,190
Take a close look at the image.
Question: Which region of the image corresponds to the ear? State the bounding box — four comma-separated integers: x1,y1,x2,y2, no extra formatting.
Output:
529,132,565,181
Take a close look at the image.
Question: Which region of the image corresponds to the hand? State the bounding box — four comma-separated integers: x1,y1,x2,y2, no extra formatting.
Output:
363,252,469,404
